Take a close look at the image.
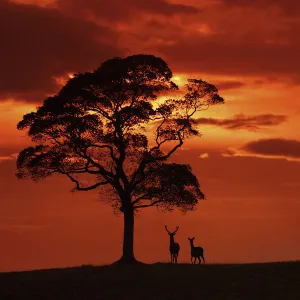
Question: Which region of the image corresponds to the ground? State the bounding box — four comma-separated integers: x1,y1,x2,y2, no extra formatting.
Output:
0,262,299,299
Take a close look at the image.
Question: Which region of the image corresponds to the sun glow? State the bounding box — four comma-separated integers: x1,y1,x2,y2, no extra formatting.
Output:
172,74,188,86
53,73,75,87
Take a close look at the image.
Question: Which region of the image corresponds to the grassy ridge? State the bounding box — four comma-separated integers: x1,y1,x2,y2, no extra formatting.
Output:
0,262,299,299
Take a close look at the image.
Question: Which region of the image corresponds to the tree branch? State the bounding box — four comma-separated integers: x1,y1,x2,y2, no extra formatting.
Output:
130,105,198,190
59,170,109,191
75,148,115,182
131,192,153,205
134,200,162,209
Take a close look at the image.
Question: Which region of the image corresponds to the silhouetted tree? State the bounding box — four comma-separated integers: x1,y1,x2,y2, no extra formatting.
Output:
16,54,224,264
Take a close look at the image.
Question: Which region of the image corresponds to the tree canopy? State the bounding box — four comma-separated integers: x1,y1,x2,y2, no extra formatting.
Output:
17,54,223,209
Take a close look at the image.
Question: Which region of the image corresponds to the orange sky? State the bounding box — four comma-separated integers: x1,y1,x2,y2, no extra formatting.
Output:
0,0,300,272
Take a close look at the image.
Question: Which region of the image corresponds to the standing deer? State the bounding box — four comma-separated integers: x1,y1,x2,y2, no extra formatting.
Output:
165,225,180,264
188,237,205,264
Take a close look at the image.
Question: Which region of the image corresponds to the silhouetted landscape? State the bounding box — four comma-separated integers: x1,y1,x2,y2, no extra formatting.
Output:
1,262,299,299
1,1,300,299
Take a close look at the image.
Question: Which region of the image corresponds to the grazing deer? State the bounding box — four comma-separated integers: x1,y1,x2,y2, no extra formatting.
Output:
188,237,205,264
165,225,180,264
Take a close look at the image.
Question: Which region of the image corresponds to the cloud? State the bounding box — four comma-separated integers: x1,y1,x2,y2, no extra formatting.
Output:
0,147,21,163
0,1,120,102
158,32,300,80
199,153,209,159
221,148,237,157
0,146,24,157
215,81,245,90
49,1,300,82
151,1,300,80
0,153,17,164
0,0,199,103
222,0,300,15
3,0,300,104
195,114,287,131
56,0,199,21
242,138,300,159
0,156,14,161
9,0,55,7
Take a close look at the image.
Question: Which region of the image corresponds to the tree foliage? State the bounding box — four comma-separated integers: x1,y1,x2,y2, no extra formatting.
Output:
17,54,224,213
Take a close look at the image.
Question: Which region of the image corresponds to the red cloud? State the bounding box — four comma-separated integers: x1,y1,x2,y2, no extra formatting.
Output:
2,0,299,104
158,33,300,79
56,0,199,20
243,138,300,158
195,114,287,131
222,0,300,15
0,1,120,102
214,81,245,90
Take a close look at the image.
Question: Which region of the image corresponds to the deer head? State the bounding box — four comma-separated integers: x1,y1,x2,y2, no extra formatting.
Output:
165,225,179,236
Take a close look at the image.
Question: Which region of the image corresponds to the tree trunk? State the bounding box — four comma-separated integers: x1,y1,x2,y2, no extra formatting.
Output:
116,206,139,264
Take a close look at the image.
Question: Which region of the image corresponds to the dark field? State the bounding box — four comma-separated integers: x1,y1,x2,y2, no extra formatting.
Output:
0,262,299,300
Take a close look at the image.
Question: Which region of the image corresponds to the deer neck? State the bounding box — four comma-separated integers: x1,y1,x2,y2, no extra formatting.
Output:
189,240,194,249
170,235,175,246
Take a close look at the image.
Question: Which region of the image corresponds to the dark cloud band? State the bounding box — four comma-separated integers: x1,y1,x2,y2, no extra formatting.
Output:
195,114,287,131
242,138,300,158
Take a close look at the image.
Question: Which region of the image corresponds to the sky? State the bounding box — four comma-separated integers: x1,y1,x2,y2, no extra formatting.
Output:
0,0,300,271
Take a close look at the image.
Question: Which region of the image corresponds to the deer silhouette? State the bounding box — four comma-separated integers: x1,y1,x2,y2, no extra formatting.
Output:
165,225,180,264
188,237,205,264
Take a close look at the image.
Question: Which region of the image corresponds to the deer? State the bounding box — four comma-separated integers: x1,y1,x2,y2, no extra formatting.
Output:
165,225,180,264
188,237,205,264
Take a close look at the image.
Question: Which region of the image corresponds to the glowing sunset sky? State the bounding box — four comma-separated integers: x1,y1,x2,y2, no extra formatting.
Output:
0,0,300,271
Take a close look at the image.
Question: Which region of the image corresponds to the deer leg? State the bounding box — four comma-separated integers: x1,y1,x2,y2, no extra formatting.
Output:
198,257,201,264
201,255,205,264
